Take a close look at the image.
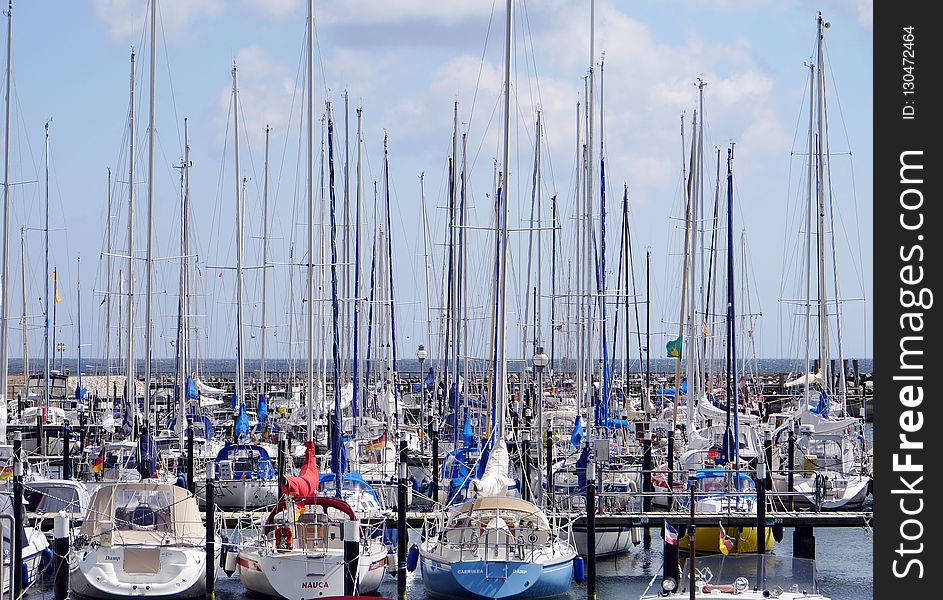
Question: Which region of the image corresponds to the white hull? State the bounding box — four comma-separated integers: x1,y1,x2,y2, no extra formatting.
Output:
572,525,638,557
237,543,388,599
71,544,217,600
196,478,278,510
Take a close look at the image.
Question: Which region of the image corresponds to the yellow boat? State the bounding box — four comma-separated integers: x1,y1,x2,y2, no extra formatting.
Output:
678,525,775,554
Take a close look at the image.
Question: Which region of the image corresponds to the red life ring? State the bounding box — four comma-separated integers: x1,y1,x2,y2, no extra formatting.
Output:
275,524,293,550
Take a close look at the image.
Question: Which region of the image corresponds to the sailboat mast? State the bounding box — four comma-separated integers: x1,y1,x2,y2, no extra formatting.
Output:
261,124,270,399
352,108,363,431
19,227,26,397
77,257,82,396
105,168,113,404
814,12,830,393
231,64,247,412
42,123,50,421
305,0,315,441
803,60,814,412
143,0,157,426
0,0,13,411
493,0,513,442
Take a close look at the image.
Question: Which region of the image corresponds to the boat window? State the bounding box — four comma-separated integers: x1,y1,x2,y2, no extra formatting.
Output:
114,489,174,532
26,486,81,513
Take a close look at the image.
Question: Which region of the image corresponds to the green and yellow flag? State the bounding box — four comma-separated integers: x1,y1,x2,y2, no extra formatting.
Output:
666,336,682,358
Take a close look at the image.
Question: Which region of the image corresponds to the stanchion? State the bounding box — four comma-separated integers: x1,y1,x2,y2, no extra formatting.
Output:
787,427,796,510
688,476,697,600
205,462,216,600
13,432,24,600
397,440,407,600
344,519,360,596
586,454,596,600
545,428,554,510
642,430,652,547
62,422,72,480
430,417,439,504
757,444,767,554
187,425,195,494
53,512,69,600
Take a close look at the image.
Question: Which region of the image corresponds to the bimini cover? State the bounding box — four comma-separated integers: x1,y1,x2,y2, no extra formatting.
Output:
80,482,204,546
282,440,319,499
214,444,275,479
165,414,216,440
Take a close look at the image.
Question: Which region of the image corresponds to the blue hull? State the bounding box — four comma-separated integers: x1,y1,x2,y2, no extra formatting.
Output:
420,554,573,599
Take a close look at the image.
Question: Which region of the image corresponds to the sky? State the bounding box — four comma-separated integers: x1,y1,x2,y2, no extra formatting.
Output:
2,0,873,371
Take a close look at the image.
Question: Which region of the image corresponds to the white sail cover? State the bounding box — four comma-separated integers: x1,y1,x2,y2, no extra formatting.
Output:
102,410,116,433
195,377,226,396
784,371,822,388
470,437,515,498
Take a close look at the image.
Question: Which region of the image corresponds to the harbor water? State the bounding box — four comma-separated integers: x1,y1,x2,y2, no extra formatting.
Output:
21,525,872,600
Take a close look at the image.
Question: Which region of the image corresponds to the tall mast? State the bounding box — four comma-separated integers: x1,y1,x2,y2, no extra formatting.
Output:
76,257,82,398
0,0,13,413
803,60,814,411
42,123,49,422
492,0,513,442
19,226,26,399
352,108,363,431
174,118,191,437
305,0,315,441
814,12,830,393
328,105,342,496
724,145,739,467
143,0,157,426
260,124,270,399
232,63,246,413
105,168,113,406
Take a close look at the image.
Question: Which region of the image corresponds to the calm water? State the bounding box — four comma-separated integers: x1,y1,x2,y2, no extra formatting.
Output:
23,526,872,600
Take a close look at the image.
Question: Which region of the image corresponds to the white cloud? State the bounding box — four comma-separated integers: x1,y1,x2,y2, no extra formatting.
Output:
212,46,298,152
93,0,223,43
242,0,300,18
317,0,495,26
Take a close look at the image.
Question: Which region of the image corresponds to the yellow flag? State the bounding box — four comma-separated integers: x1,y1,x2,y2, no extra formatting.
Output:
51,271,61,303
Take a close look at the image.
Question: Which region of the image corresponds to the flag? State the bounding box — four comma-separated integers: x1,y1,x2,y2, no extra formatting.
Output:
0,465,12,480
295,499,307,520
91,447,105,473
666,336,682,358
554,323,564,333
51,271,62,303
719,523,734,555
664,522,678,545
363,431,387,452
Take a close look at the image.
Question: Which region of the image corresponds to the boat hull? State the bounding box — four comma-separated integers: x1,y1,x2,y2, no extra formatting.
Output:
678,526,775,555
237,544,387,600
572,525,637,557
420,553,573,600
70,545,217,600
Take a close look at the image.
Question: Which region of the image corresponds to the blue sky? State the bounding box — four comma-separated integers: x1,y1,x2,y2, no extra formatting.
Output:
3,0,873,369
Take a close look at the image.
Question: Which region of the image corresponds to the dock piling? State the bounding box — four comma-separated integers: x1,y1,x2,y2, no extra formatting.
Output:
343,519,360,596
586,455,596,600
205,462,216,600
397,440,407,600
53,511,69,600
12,432,23,600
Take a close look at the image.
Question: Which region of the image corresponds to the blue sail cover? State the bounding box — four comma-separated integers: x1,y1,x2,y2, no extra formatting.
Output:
231,392,239,409
462,408,475,447
570,416,584,448
424,368,435,390
166,414,216,440
121,400,134,438
234,402,250,439
75,385,87,400
186,376,199,400
810,389,831,418
659,378,688,397
137,430,157,479
257,394,268,423
575,444,589,490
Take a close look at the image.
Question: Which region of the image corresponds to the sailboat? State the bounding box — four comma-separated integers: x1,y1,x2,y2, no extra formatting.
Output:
418,1,577,597
70,481,219,600
236,4,389,598
769,12,870,511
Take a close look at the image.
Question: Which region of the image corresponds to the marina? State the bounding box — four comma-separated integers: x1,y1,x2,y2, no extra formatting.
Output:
0,1,873,600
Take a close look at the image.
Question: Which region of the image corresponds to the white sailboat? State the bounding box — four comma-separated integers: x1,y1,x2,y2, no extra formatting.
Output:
70,482,218,600
418,1,577,597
